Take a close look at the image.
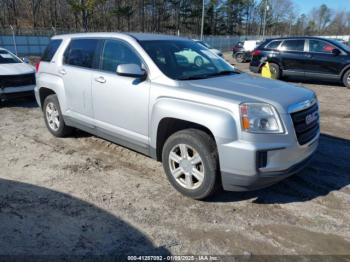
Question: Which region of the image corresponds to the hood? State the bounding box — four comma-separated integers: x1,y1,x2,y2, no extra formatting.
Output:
0,63,35,75
182,73,315,114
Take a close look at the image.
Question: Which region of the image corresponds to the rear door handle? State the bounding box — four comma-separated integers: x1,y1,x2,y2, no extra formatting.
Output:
58,69,66,75
95,76,106,84
304,53,312,58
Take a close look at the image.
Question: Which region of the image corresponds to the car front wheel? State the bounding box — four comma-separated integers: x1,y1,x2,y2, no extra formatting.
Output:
162,129,220,200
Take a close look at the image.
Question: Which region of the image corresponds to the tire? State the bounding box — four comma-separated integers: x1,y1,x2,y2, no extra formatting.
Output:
162,129,220,200
43,94,73,137
235,53,245,63
269,63,281,80
342,69,350,88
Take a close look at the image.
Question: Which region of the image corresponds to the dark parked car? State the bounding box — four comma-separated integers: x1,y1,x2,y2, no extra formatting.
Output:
249,37,350,88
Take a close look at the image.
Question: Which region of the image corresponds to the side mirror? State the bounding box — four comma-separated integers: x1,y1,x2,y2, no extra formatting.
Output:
22,57,30,64
116,64,146,78
332,48,341,56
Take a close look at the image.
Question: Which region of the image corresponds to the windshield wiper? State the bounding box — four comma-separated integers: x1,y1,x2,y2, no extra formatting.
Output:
178,75,210,80
206,70,237,78
178,70,238,80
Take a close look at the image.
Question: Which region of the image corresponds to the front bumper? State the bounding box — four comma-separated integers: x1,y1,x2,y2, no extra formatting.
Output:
0,85,35,99
219,134,319,191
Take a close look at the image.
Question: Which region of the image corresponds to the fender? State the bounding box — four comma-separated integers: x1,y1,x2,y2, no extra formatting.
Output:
36,73,67,112
150,97,239,150
340,64,350,77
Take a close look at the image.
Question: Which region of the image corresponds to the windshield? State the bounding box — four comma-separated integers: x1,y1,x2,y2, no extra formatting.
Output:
140,40,236,80
0,50,21,64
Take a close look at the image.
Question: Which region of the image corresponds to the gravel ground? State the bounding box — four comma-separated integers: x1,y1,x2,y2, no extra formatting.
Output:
0,53,349,258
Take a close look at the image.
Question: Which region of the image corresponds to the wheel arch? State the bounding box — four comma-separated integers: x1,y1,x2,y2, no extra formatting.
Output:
36,73,66,111
150,98,238,161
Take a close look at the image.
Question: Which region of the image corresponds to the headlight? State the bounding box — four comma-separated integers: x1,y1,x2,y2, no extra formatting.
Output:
239,103,283,133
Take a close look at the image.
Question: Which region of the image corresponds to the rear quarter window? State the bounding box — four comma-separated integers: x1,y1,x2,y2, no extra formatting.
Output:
41,39,62,62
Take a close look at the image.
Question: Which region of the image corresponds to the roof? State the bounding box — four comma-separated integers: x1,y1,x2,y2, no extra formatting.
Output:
53,32,188,41
265,36,334,41
127,33,187,41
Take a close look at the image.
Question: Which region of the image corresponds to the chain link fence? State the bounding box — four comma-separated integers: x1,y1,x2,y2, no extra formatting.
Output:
1,27,349,57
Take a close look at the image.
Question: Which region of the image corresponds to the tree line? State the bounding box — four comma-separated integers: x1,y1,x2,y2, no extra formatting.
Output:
0,0,349,36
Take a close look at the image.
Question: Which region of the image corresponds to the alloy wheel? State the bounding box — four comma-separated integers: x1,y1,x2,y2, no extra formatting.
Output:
168,143,205,190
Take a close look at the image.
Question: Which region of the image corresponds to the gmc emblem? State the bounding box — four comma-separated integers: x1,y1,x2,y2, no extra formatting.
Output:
305,112,318,125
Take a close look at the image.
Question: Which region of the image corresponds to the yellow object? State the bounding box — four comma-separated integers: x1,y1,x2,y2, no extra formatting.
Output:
261,62,272,78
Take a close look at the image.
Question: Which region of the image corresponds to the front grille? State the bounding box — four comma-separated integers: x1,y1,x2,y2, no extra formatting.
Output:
0,73,36,88
291,103,319,145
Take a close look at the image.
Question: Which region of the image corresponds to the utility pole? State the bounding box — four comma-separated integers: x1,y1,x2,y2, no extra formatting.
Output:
262,0,269,39
200,0,205,40
10,25,18,56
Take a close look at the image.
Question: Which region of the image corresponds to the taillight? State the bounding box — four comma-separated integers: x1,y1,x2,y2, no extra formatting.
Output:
251,50,261,56
35,61,41,72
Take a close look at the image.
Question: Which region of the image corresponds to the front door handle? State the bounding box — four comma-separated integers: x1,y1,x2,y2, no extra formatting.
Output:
304,53,312,58
95,76,106,84
58,69,67,75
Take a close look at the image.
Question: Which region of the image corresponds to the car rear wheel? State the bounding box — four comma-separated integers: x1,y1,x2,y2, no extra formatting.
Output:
342,70,350,89
162,129,220,200
235,53,245,63
269,63,281,80
43,94,73,137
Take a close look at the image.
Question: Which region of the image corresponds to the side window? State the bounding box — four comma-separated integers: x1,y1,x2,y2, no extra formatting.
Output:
64,39,99,68
280,40,305,52
42,39,62,62
265,40,281,50
309,40,337,53
101,40,141,73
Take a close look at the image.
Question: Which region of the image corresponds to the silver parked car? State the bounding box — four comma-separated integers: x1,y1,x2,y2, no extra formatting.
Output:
35,33,320,199
0,48,35,100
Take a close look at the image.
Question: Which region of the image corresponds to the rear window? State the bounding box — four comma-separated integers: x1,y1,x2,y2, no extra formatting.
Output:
265,40,281,50
0,50,21,64
280,40,305,52
41,39,62,62
63,39,99,69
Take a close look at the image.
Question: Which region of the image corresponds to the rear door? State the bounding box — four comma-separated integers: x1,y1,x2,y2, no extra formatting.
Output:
59,38,100,121
304,39,346,78
279,39,306,76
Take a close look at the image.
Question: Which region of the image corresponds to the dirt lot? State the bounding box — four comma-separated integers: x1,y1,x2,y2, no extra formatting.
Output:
0,53,350,258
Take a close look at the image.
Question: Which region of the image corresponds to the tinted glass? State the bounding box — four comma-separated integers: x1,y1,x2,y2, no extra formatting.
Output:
328,39,350,52
64,39,99,68
265,40,281,50
140,40,235,80
309,40,337,53
101,40,141,73
41,39,62,62
280,40,305,51
0,50,21,64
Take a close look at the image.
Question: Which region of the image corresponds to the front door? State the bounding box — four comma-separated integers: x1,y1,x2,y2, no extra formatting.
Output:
92,39,150,148
304,39,345,78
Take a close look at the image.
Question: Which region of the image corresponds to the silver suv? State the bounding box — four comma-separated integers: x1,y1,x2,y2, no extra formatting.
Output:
35,33,320,199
